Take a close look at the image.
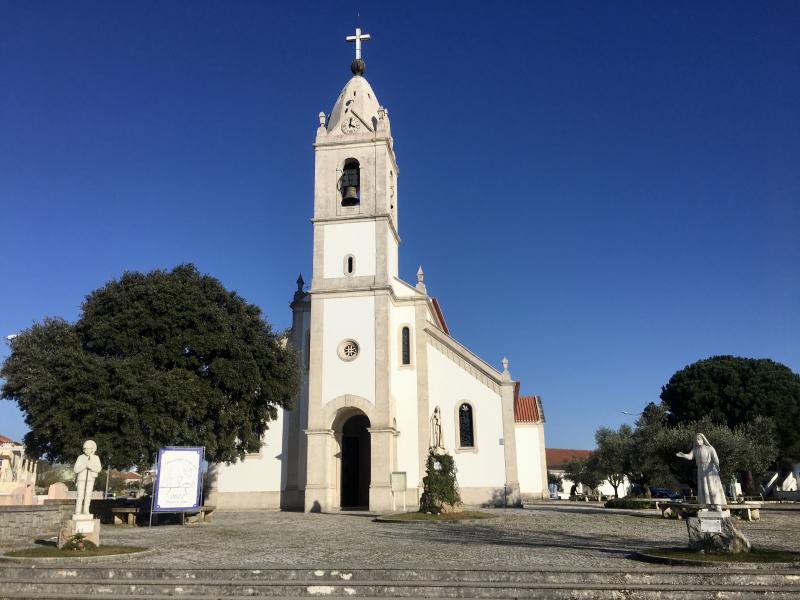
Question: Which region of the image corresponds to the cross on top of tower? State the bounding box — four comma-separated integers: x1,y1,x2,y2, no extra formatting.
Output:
346,27,371,75
346,27,371,60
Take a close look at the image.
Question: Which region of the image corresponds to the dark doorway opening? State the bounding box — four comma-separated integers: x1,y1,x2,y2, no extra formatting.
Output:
340,414,370,509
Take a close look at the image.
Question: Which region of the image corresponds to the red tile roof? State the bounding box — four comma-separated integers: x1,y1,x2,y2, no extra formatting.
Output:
430,298,450,335
546,448,592,470
0,434,21,445
514,395,544,422
111,470,142,481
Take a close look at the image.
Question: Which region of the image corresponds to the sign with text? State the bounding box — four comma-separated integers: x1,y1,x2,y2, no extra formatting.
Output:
699,518,722,534
391,472,407,493
153,447,204,512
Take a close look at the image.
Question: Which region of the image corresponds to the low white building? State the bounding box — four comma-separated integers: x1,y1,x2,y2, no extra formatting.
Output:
208,30,549,512
546,448,629,500
0,434,36,506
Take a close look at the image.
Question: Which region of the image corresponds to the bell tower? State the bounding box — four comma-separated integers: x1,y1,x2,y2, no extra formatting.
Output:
310,36,399,291
304,29,401,512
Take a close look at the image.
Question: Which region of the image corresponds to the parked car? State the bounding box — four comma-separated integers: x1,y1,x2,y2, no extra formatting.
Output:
649,487,682,500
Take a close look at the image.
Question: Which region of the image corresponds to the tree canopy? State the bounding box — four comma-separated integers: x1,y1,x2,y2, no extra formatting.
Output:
1,264,299,468
593,425,632,498
660,356,800,460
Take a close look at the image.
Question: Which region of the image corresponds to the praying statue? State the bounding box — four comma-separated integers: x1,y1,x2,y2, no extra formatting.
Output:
73,440,102,515
430,406,444,451
676,433,727,509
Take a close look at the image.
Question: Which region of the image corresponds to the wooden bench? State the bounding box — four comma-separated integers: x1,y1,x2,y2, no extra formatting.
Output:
111,506,140,526
184,505,216,524
112,504,216,526
660,501,762,521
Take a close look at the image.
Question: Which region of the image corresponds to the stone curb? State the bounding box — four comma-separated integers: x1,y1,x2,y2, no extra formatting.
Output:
631,551,800,569
0,547,154,563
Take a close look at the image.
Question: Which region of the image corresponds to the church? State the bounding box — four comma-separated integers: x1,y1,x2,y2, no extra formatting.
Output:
208,29,548,512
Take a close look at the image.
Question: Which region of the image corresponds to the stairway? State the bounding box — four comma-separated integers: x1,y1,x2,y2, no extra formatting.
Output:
1,565,799,598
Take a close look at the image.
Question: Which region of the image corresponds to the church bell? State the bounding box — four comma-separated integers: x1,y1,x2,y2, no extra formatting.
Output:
342,185,359,204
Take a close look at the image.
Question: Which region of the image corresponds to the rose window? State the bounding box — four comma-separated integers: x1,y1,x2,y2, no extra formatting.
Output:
338,339,360,362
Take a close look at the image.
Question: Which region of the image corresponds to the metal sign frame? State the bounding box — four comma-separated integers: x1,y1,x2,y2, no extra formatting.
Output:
151,446,205,521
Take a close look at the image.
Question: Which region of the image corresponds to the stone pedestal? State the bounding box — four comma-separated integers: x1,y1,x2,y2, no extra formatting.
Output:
58,513,100,549
687,511,750,554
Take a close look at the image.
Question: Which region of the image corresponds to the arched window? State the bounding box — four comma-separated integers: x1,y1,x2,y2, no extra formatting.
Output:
344,255,355,275
341,159,360,207
459,403,474,448
401,326,411,365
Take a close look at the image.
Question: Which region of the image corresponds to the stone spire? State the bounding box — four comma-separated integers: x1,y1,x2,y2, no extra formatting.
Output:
416,266,426,293
293,274,305,303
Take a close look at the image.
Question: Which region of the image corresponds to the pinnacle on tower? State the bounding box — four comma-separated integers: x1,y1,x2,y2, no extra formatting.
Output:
416,266,426,292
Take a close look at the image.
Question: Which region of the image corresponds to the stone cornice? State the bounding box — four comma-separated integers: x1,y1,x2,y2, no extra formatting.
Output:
309,285,393,297
425,327,511,394
314,135,399,175
312,213,401,245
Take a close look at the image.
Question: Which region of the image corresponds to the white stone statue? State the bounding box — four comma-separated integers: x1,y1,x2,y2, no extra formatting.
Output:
73,440,101,515
676,433,727,509
430,406,444,451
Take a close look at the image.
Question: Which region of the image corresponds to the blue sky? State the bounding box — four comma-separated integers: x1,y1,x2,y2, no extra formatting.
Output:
1,1,798,450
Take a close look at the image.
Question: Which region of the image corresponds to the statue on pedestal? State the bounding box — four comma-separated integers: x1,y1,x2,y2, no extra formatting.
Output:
676,433,727,510
429,406,444,453
73,440,101,515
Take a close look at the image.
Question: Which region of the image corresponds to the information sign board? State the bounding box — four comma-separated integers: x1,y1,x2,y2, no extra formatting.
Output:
153,447,204,512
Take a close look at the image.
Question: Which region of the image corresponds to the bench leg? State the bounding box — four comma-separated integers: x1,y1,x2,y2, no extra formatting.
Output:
128,513,136,526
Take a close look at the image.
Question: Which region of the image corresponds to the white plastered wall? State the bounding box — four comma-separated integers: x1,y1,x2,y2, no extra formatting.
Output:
215,410,285,493
389,301,419,485
426,345,505,488
321,296,376,405
515,425,545,495
322,221,376,278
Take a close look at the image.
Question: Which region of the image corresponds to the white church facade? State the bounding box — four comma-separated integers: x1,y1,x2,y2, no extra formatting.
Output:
209,30,548,512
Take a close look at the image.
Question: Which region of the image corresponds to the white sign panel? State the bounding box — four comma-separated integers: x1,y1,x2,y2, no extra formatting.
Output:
700,518,722,533
391,471,407,493
153,447,204,512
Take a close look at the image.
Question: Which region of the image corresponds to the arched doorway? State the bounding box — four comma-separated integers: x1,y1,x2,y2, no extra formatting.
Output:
340,414,370,509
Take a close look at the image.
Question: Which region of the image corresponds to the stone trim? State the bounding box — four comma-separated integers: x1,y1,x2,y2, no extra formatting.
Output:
426,328,503,394
312,214,400,245
397,323,414,369
453,401,479,453
310,285,393,297
322,394,375,430
315,137,399,177
392,276,425,298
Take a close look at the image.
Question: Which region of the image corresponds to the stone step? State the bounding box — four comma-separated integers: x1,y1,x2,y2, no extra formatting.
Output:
1,579,799,599
1,566,799,586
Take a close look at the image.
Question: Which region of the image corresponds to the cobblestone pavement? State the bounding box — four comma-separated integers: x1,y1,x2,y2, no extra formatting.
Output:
4,502,799,570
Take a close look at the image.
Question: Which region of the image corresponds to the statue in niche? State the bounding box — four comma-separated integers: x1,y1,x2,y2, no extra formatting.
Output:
676,433,727,509
430,406,444,452
73,440,102,515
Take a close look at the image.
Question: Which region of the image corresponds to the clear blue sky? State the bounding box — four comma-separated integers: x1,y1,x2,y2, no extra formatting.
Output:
1,1,798,450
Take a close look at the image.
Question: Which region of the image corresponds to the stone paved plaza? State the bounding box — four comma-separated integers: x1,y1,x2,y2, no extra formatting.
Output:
11,502,797,570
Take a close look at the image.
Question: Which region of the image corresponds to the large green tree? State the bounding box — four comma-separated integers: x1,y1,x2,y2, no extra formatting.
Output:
1,264,299,468
660,356,800,460
626,403,677,495
593,425,632,498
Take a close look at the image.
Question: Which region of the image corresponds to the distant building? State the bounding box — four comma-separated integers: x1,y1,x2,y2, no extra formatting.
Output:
111,469,143,488
546,447,629,499
0,434,36,505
